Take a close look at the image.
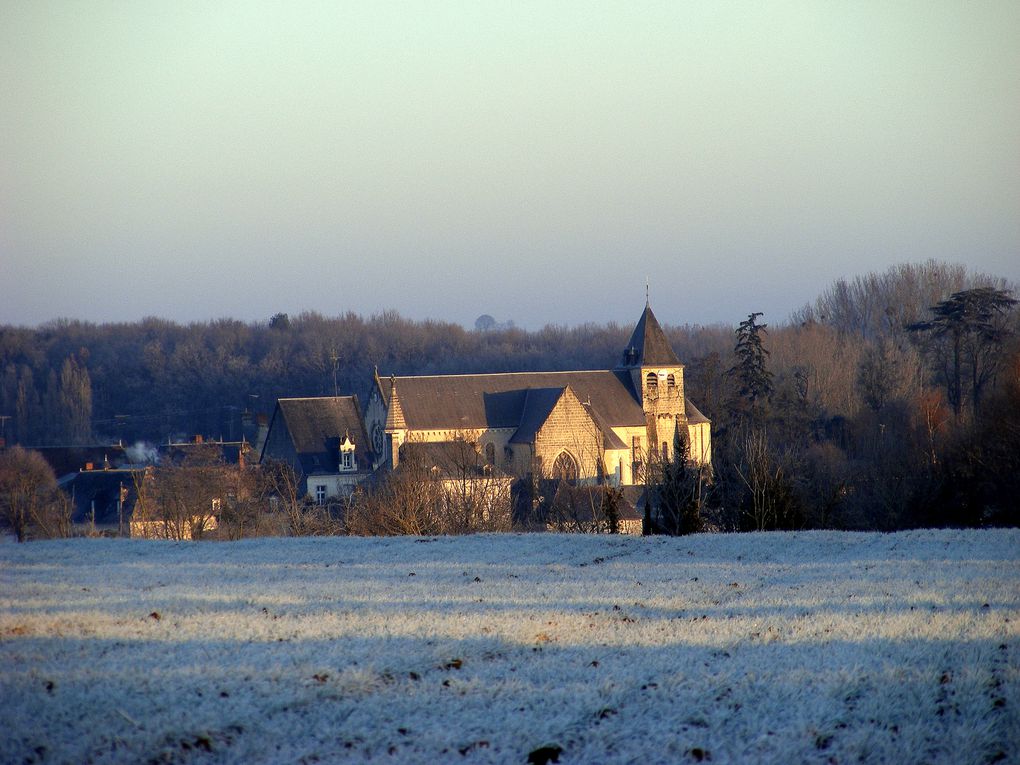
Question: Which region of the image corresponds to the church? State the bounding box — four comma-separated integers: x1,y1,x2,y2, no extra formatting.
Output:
261,303,711,500
364,302,711,487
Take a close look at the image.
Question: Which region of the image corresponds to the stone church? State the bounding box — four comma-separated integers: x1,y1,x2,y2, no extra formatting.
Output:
363,303,711,487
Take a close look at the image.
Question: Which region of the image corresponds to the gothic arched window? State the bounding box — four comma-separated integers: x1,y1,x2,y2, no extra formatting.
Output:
666,374,676,395
552,451,579,482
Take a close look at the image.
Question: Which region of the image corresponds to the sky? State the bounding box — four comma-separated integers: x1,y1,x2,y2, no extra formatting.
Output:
1,1,1018,330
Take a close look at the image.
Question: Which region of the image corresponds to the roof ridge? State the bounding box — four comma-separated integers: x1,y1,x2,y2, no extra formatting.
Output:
383,369,615,381
278,395,357,402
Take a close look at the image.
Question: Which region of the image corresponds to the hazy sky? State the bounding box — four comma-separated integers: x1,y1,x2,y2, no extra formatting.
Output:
2,1,1018,329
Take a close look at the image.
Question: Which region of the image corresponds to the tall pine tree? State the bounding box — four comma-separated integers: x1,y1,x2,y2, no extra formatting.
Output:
728,312,773,420
655,423,705,535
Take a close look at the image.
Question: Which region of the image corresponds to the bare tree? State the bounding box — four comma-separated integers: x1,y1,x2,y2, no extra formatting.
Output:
732,428,802,531
347,450,445,536
0,447,70,542
131,444,226,539
256,458,341,536
438,434,513,533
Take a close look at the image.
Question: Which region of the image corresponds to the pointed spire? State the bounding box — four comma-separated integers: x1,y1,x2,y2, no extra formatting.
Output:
621,303,681,367
384,375,407,430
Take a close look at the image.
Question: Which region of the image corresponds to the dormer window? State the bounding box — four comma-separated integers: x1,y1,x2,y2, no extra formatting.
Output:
339,433,356,472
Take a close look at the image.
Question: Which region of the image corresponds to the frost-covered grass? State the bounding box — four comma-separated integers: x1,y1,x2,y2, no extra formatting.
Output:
1,530,1018,764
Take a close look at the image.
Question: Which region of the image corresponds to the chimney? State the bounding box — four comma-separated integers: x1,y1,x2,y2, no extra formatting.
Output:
194,435,203,444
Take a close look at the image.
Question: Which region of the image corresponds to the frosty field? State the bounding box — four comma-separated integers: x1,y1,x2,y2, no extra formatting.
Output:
1,531,1018,765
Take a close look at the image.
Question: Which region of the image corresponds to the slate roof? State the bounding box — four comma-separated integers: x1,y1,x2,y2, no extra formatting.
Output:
582,403,629,450
509,387,571,444
162,440,253,466
685,399,710,425
380,371,647,431
620,304,681,367
272,396,372,473
33,445,129,479
60,469,142,526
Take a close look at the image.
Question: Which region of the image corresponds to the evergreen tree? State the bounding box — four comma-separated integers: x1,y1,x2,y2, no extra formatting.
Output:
729,312,773,418
907,287,1017,416
656,424,705,535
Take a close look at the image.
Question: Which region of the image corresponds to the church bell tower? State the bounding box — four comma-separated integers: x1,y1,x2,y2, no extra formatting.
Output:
619,302,687,459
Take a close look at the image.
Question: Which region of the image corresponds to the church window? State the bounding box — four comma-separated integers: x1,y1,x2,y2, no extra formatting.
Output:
662,441,669,462
646,372,658,397
632,436,642,463
485,442,495,466
667,374,676,395
552,451,579,482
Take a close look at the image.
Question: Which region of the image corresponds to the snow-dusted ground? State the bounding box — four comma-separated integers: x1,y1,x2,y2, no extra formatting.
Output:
1,531,1018,765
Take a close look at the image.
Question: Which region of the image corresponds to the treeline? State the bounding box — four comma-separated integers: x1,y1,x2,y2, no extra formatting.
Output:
0,311,639,446
698,262,1019,530
2,259,1018,530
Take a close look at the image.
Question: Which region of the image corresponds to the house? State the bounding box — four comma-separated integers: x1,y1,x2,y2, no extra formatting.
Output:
260,396,376,502
161,436,255,467
365,303,711,487
59,466,142,535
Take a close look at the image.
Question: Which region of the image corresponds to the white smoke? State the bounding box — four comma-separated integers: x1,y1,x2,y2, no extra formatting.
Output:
125,441,159,465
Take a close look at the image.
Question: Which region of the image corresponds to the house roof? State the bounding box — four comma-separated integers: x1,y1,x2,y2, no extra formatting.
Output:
272,396,373,473
685,399,709,425
582,403,629,450
380,371,647,430
162,440,253,466
32,445,128,479
509,387,571,444
60,469,142,526
620,304,681,367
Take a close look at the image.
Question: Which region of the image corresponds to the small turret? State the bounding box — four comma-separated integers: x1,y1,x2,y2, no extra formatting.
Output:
384,376,407,467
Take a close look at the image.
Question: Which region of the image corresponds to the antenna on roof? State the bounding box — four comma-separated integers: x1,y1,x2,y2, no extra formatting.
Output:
330,348,339,398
